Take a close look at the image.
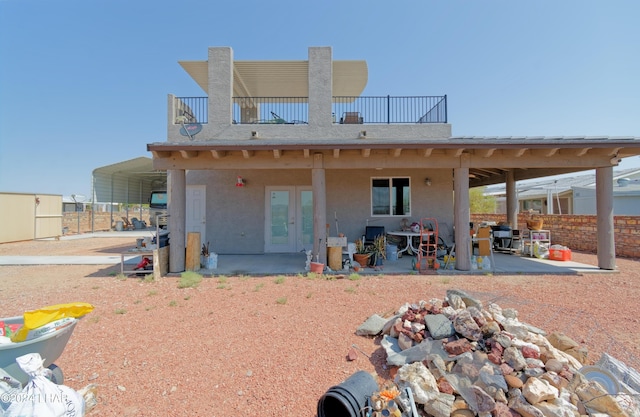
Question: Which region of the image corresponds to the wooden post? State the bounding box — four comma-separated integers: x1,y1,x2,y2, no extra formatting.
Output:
186,232,201,271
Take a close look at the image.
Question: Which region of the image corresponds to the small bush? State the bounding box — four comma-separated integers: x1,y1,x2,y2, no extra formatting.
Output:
178,271,203,288
274,276,286,284
114,308,127,315
276,297,287,305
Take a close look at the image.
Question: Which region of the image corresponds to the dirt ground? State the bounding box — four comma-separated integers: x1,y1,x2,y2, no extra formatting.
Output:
0,237,639,416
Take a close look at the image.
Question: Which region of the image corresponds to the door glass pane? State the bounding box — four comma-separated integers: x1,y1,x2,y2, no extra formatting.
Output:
270,191,289,244
300,191,313,246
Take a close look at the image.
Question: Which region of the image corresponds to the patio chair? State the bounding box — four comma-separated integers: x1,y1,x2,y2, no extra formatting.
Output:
121,217,135,230
340,112,363,124
363,226,385,247
270,111,288,124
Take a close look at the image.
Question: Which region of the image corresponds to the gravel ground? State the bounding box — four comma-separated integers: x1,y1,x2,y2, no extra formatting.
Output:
0,237,639,416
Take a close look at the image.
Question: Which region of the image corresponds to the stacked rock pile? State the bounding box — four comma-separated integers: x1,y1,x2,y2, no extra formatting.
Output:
355,289,638,416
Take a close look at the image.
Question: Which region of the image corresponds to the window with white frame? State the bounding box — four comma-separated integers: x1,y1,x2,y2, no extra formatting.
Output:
371,177,411,216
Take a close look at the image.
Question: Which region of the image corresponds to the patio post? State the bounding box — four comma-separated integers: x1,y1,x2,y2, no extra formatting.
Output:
454,162,471,271
168,169,186,272
506,171,518,229
312,154,327,265
596,166,616,270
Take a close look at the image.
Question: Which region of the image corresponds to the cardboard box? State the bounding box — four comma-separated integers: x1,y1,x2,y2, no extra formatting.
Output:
326,237,347,247
549,247,572,261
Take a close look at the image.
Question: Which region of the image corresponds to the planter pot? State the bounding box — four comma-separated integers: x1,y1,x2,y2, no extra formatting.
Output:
310,262,324,273
353,253,370,269
201,253,218,269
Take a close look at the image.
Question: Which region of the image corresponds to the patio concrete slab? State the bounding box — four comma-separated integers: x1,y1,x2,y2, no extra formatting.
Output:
0,231,612,275
198,252,611,276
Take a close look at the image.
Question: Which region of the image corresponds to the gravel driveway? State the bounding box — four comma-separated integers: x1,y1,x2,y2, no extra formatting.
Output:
0,237,638,416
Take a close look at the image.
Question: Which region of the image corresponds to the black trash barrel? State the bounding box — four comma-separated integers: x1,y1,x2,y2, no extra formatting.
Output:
317,370,378,417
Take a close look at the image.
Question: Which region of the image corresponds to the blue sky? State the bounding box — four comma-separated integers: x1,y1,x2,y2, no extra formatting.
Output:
1,0,639,198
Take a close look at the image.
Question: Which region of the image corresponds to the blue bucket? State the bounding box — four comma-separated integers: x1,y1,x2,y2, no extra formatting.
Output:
386,244,398,261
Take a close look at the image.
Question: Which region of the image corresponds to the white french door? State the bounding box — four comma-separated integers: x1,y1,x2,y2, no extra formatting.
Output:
265,186,313,253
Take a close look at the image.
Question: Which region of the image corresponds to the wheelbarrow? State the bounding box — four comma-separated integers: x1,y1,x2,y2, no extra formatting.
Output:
0,316,79,386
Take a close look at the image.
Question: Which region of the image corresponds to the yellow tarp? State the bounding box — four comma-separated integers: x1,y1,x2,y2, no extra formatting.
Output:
11,302,94,342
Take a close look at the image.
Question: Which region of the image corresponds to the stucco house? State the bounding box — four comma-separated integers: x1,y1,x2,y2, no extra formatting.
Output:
147,46,640,272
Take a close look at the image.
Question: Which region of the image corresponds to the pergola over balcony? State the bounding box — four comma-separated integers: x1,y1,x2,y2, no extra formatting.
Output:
178,59,369,98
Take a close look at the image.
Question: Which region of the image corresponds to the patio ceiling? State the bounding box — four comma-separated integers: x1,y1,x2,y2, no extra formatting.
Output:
148,136,640,188
178,60,368,97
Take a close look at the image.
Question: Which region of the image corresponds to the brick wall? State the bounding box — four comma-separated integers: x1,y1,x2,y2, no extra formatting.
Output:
470,214,640,259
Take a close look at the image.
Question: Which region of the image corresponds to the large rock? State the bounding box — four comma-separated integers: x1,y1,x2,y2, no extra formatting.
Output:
423,392,455,417
471,385,496,413
355,313,388,336
508,391,545,417
572,375,629,417
522,377,559,404
452,309,483,341
503,346,527,371
395,362,439,404
446,289,483,309
385,337,445,366
534,400,576,417
425,313,456,339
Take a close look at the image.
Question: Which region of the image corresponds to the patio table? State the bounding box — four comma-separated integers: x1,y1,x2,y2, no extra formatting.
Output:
387,231,421,255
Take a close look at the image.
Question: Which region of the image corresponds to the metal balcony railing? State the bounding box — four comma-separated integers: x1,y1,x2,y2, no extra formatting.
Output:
174,97,208,124
332,95,447,124
233,97,309,124
173,95,447,125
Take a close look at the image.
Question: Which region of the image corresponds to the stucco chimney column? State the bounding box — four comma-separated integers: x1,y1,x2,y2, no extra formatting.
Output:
596,166,616,270
208,47,233,127
454,164,471,271
308,47,332,127
168,169,186,272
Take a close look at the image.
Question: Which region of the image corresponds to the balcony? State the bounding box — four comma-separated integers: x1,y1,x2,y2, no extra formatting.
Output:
173,95,447,125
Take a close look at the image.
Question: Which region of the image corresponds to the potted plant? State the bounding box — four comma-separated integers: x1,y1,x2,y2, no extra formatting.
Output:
353,238,371,268
369,235,386,267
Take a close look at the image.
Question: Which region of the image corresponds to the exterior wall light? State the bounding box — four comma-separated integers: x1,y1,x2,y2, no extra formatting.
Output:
236,176,246,187
359,131,367,139
251,131,259,139
425,178,432,186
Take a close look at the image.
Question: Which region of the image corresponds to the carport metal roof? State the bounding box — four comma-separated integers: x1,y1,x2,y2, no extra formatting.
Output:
92,157,167,205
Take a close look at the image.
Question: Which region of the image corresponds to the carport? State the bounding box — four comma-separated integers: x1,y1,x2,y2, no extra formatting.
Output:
91,157,167,232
